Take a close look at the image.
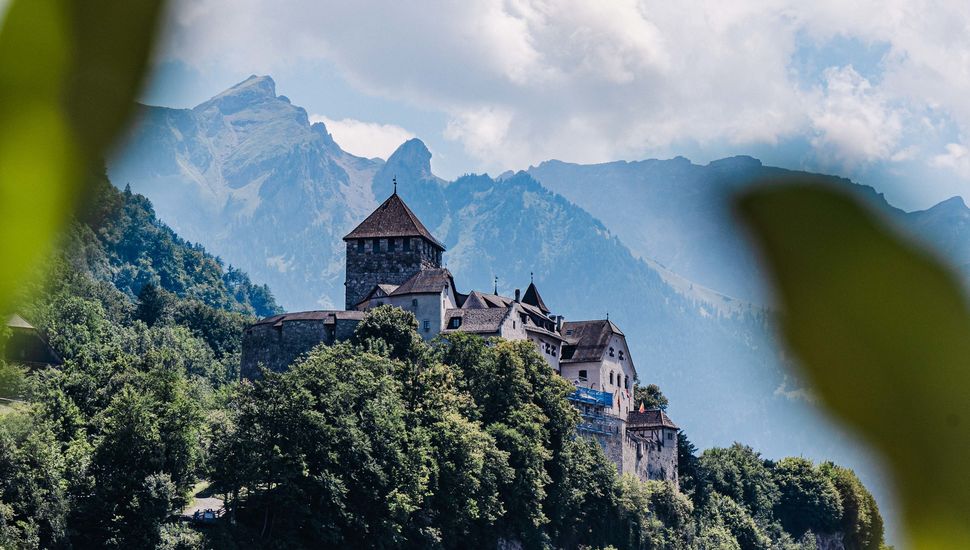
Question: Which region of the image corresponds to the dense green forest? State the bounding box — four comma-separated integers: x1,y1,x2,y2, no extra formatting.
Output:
0,174,886,549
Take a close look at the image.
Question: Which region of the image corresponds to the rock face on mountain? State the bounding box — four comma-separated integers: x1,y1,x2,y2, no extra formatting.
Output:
111,75,384,308
526,157,970,304
114,77,970,526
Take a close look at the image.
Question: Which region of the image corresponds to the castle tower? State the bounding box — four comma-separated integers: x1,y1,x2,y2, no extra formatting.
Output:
343,189,445,310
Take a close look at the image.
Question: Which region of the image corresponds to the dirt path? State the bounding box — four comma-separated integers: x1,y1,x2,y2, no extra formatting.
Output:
181,480,225,519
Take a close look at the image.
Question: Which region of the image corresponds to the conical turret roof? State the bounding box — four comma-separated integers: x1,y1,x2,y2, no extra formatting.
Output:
522,282,550,314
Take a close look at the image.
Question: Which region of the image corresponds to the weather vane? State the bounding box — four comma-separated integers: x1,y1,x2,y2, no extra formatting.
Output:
393,175,397,194
494,275,499,295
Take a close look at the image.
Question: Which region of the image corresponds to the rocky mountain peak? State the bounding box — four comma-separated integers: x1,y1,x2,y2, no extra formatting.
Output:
390,138,431,165
707,155,763,170
382,138,433,181
195,75,279,115
929,195,969,214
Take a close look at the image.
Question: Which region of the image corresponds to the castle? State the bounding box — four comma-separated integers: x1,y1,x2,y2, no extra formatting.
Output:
241,187,679,484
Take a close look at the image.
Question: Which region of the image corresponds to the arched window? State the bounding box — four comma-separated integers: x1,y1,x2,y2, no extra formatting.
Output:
624,375,629,389
609,372,614,385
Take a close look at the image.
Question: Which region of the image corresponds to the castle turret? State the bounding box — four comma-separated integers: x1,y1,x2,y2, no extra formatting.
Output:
343,189,445,310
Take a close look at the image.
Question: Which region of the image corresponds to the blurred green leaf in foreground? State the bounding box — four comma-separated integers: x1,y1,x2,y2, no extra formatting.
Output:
0,0,165,316
738,182,970,548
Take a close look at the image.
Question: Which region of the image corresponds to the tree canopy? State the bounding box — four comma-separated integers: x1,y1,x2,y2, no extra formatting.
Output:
0,176,887,549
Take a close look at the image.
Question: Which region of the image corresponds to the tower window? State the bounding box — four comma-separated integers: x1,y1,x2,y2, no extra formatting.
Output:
404,237,411,251
619,350,625,360
609,372,614,384
423,320,430,332
371,238,378,251
578,369,587,381
357,240,364,252
624,375,629,389
389,239,396,251
609,347,615,357
411,298,418,307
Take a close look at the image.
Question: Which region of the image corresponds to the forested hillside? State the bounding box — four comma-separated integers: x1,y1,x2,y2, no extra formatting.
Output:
108,78,879,491
73,170,280,318
0,172,886,548
0,170,280,546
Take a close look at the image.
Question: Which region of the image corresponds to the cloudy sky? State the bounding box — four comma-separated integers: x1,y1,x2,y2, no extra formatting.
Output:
144,0,970,210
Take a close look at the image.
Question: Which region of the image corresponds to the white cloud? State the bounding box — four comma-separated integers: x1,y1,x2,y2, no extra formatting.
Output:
811,66,904,168
443,107,514,162
309,115,414,159
158,0,970,182
931,142,970,178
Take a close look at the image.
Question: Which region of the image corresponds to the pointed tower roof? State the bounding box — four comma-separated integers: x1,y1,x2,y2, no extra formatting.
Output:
343,192,445,250
521,282,550,314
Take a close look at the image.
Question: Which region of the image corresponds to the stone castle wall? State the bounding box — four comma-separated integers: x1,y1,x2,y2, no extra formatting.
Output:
639,429,678,485
241,318,360,378
345,237,440,309
587,420,677,486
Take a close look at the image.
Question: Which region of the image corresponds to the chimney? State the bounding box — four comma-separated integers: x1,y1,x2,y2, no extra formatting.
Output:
514,288,521,302
556,315,563,332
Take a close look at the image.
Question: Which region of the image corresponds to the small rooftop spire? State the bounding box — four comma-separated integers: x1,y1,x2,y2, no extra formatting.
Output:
392,175,398,195
606,311,610,321
494,275,498,295
530,271,534,283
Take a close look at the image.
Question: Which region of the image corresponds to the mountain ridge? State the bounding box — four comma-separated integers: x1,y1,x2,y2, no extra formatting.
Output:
110,76,946,534
526,155,969,305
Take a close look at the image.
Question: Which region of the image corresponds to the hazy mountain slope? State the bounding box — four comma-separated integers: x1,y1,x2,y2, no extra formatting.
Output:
526,157,970,304
111,75,383,309
904,196,970,268
109,77,898,527
53,168,281,318
346,141,874,479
